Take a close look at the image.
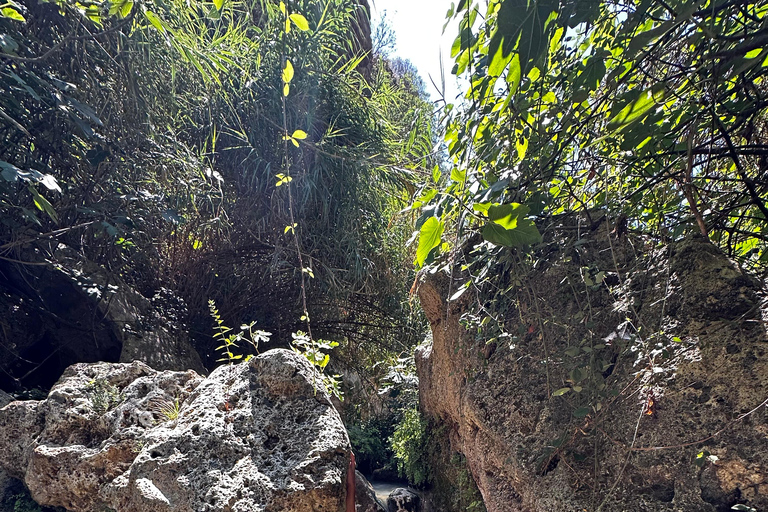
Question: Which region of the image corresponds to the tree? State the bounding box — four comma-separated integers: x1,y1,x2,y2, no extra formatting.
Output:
415,0,768,275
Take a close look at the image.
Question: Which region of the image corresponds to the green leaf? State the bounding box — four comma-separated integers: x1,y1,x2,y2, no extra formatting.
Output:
282,59,294,84
291,129,307,140
120,0,133,18
506,54,521,94
482,215,541,247
28,185,57,223
564,347,580,357
745,48,762,59
1,7,25,21
516,137,528,161
573,407,590,418
213,0,224,10
488,39,512,77
472,202,491,215
432,165,441,183
487,203,529,230
607,86,665,133
289,13,309,31
275,173,292,186
450,167,466,183
553,387,571,396
415,217,444,267
488,0,553,78
626,20,674,54
0,34,19,54
144,10,165,32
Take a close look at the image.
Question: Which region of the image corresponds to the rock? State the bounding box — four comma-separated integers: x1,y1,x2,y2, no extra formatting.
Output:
386,488,420,512
0,349,352,511
356,470,386,512
416,230,768,512
0,252,204,391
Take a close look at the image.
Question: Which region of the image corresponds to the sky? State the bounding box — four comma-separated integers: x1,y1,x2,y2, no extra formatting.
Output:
369,0,465,103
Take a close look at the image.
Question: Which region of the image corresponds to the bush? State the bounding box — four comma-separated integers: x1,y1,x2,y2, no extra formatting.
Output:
390,406,429,486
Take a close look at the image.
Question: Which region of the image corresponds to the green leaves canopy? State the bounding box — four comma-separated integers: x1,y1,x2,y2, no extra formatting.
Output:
413,0,768,281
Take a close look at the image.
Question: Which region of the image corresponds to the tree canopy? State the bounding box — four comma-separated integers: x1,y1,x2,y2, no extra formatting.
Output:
415,0,768,279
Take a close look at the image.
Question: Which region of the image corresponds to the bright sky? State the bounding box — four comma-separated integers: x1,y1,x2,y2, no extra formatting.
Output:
370,0,465,103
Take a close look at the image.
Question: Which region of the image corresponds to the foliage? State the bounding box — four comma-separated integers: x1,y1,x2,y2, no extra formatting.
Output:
290,331,343,400
85,378,122,414
347,419,394,475
11,493,43,512
155,398,182,421
450,453,486,512
209,299,271,364
0,0,432,385
402,2,768,507
390,405,429,486
414,0,768,278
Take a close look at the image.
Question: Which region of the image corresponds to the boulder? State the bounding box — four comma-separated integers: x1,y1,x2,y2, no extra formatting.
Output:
0,252,204,392
355,470,386,512
417,230,768,512
386,488,420,512
0,349,351,511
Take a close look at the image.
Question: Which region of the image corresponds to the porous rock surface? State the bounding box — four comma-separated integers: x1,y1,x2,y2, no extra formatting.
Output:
417,229,768,512
0,349,351,511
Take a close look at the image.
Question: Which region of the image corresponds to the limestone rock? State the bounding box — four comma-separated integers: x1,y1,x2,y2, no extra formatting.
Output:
355,470,386,512
386,488,420,512
0,349,351,512
417,230,768,512
0,252,204,392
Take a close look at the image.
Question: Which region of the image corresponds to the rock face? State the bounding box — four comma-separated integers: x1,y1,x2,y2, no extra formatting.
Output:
0,349,351,512
355,470,387,512
386,488,420,512
417,230,768,512
0,252,204,391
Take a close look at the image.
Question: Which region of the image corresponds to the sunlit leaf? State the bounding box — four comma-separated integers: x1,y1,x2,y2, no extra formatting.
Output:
119,0,133,18
488,203,528,230
506,54,521,94
451,167,466,183
28,186,57,223
1,7,25,21
482,203,541,247
516,137,528,161
144,10,165,32
282,59,294,83
607,86,665,133
289,13,309,31
415,217,444,267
